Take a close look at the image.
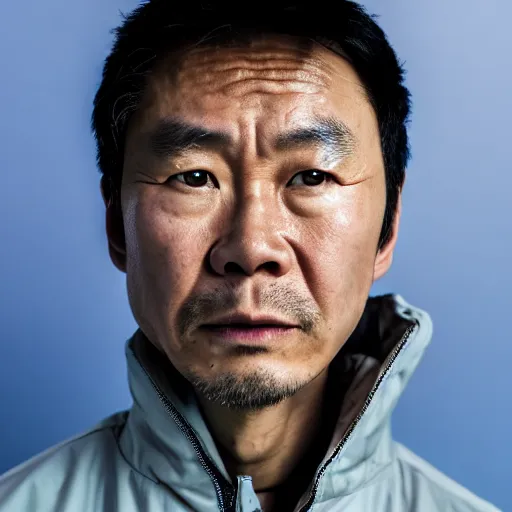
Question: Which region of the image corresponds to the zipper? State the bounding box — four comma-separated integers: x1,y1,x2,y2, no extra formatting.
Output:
132,354,236,512
297,323,417,512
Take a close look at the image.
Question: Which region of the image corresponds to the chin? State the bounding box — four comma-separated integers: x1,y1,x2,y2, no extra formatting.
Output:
183,357,311,410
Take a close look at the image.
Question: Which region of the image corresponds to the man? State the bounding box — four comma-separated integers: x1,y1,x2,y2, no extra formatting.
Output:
0,1,500,511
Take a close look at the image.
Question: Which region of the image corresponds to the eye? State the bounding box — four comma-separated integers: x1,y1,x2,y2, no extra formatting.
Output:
288,170,333,187
169,170,216,188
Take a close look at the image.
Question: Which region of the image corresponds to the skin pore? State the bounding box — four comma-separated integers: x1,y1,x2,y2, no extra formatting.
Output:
102,35,401,511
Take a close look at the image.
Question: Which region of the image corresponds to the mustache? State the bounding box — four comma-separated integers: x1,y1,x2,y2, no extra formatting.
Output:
177,283,321,337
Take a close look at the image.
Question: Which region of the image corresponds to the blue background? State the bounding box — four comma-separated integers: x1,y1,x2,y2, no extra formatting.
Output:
0,1,510,509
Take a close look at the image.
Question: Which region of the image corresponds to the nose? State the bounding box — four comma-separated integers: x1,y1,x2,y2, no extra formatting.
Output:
208,192,293,278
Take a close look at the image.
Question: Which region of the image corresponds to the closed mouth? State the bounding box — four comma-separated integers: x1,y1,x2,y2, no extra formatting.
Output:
202,324,295,329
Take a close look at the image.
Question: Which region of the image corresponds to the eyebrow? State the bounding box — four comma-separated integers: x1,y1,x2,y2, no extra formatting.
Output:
275,117,356,164
148,119,232,158
148,116,356,164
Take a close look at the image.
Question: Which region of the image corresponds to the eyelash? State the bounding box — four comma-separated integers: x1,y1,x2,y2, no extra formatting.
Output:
168,170,335,188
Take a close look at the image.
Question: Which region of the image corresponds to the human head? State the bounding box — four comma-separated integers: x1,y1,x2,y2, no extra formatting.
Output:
92,1,411,409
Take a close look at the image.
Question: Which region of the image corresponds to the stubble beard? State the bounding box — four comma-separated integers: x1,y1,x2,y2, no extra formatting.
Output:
185,364,307,411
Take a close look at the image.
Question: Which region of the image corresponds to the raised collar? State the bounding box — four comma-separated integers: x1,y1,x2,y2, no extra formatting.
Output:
295,294,433,508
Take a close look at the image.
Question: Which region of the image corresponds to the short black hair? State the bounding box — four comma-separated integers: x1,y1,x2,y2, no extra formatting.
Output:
92,1,411,250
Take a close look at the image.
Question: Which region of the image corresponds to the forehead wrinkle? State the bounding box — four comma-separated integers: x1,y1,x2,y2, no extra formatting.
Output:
179,56,332,83
178,41,335,70
183,68,330,98
133,42,370,169
172,45,336,97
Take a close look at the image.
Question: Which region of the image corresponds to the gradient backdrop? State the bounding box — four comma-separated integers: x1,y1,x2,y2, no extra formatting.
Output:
0,1,510,509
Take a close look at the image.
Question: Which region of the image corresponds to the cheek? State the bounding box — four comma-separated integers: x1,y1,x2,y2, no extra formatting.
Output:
124,194,212,339
302,185,383,336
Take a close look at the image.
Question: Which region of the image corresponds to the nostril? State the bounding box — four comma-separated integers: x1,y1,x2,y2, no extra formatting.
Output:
224,261,245,274
260,261,280,274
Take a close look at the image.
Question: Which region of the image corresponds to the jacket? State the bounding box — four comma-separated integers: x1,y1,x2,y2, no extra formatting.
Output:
0,294,501,511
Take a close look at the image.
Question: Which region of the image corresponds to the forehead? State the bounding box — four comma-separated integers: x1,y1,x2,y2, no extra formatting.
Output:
130,35,375,142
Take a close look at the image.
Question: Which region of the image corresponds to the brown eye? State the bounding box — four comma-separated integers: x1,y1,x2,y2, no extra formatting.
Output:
172,170,214,188
288,170,330,187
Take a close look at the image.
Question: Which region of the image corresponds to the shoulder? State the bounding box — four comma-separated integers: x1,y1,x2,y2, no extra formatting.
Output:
394,442,502,512
0,410,129,512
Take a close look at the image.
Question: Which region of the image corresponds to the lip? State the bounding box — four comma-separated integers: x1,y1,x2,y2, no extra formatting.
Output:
199,313,300,345
201,313,299,328
198,325,297,344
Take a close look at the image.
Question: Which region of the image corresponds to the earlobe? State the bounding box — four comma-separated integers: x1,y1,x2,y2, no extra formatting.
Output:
373,194,402,282
100,177,127,273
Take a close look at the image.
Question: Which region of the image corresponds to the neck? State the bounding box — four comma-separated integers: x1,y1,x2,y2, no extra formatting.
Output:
197,368,341,511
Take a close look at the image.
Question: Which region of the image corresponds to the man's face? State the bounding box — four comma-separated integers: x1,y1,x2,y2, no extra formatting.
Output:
112,36,396,408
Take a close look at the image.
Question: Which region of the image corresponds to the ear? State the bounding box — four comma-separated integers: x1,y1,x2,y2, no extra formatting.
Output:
100,176,127,273
373,193,402,282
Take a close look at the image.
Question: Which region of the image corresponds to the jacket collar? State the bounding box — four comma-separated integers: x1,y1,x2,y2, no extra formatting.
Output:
298,294,433,507
118,294,433,510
